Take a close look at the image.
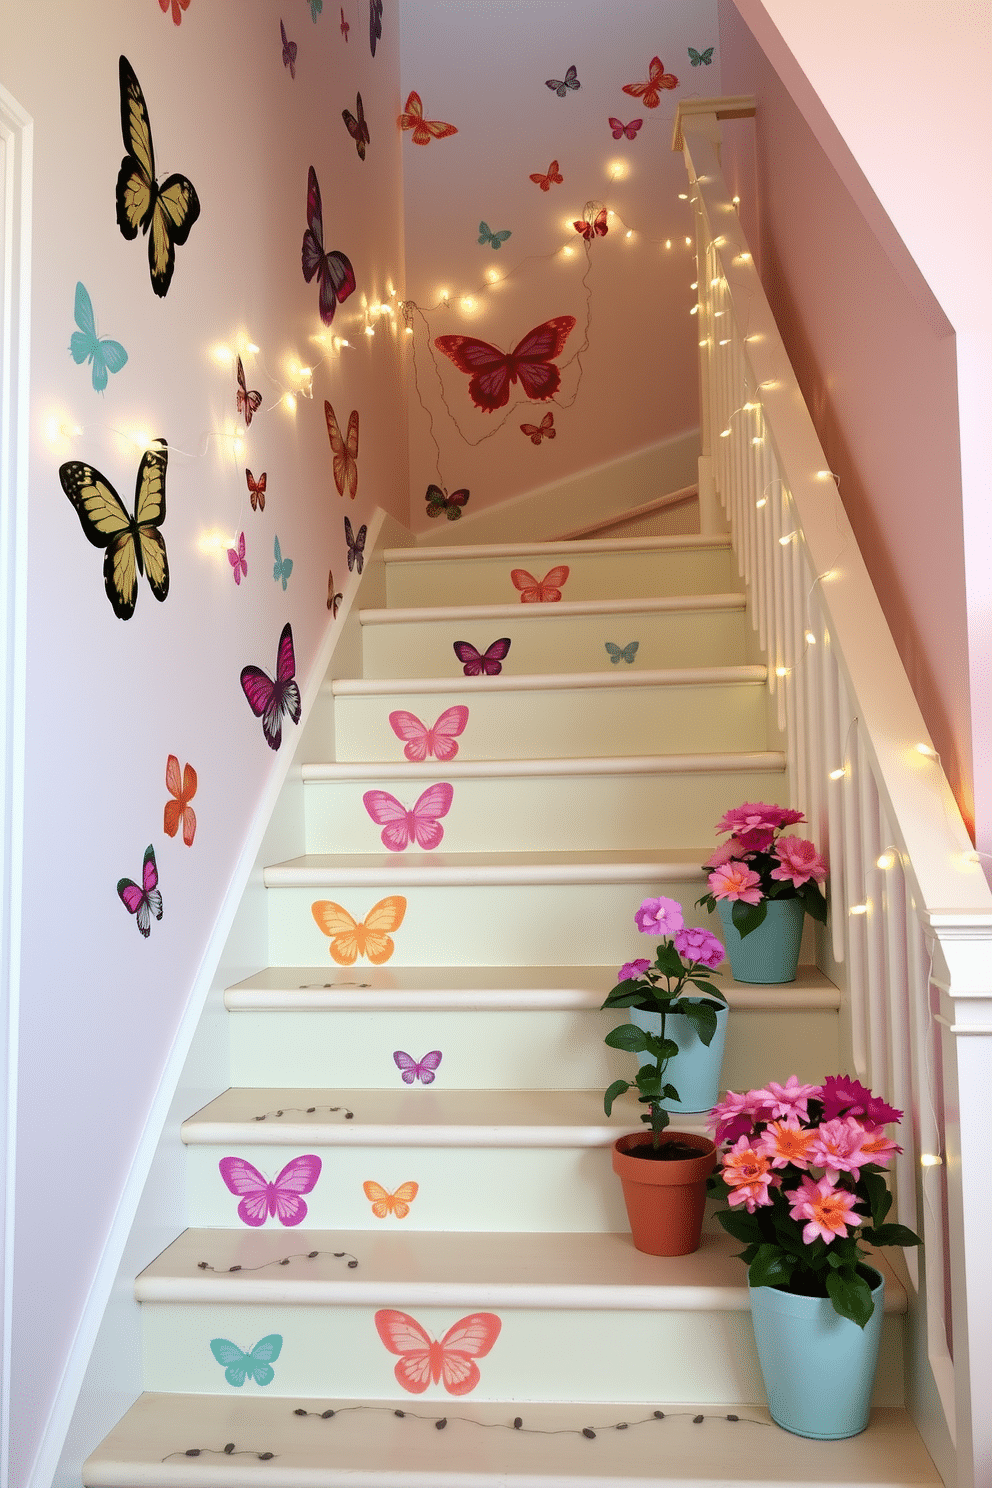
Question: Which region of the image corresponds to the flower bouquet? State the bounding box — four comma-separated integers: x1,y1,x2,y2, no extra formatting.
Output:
697,802,828,938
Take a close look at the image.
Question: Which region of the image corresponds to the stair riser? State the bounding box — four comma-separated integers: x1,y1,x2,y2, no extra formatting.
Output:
302,771,786,854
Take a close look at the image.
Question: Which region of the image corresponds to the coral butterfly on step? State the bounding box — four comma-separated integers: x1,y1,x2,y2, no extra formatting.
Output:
246,468,266,512
393,1049,442,1084
280,20,297,77
273,535,293,590
510,565,569,602
573,207,608,240
236,356,261,427
606,640,639,665
364,1180,419,1218
520,411,555,444
311,895,407,964
374,1309,502,1395
218,1154,323,1227
343,92,369,159
210,1335,282,1387
435,315,576,413
545,64,580,97
164,754,197,845
228,530,247,585
345,516,367,573
452,638,511,676
529,159,563,192
609,117,642,140
688,46,714,66
398,91,458,145
70,281,128,393
59,439,169,620
369,0,382,54
325,402,359,498
240,622,301,751
425,484,469,520
117,844,163,938
478,221,511,250
302,165,357,326
388,705,469,762
363,783,454,852
622,55,679,107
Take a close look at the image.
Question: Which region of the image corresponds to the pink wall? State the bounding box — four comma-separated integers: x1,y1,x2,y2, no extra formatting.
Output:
718,0,975,832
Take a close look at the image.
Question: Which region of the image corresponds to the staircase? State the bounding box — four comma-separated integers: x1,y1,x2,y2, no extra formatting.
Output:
82,532,942,1486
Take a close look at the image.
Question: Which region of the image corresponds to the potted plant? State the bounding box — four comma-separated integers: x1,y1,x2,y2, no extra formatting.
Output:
707,1074,922,1438
602,895,726,1256
696,802,828,983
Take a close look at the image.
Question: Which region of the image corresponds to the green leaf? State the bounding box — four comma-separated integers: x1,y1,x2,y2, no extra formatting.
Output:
635,1067,663,1098
731,898,768,937
826,1268,874,1329
861,1223,922,1248
676,1000,718,1047
601,988,652,1009
603,1079,630,1116
660,1083,679,1101
748,1243,794,1289
714,1208,764,1244
801,886,828,923
859,1170,891,1229
686,979,726,1001
605,1023,649,1053
655,942,685,978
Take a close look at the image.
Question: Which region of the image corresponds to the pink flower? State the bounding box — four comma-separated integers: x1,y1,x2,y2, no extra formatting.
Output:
756,1118,817,1170
703,837,751,869
750,1076,820,1122
673,925,725,970
809,1117,870,1181
707,862,764,904
707,1087,771,1144
722,1135,776,1208
820,1074,903,1127
771,837,828,887
617,958,651,984
858,1128,902,1168
786,1173,865,1245
715,803,806,853
634,896,684,937
728,1179,777,1213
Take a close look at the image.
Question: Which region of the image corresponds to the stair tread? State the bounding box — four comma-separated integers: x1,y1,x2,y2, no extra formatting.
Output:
302,752,785,782
385,533,733,561
360,593,747,625
331,664,768,696
263,849,710,888
83,1393,942,1486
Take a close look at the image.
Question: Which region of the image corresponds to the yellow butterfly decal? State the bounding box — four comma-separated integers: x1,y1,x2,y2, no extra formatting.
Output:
363,1180,419,1218
311,895,407,964
116,55,200,297
59,441,169,620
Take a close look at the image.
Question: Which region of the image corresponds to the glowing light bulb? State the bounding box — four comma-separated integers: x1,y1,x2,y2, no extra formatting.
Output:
689,305,699,315
625,230,633,240
461,298,474,311
719,338,730,346
562,245,575,257
404,327,414,335
756,498,767,509
775,666,789,678
779,533,796,546
920,1153,943,1168
685,236,692,246
720,429,731,439
247,342,259,354
283,393,297,413
678,192,689,200
364,325,375,336
691,282,698,290
732,195,741,206
665,239,672,249
915,743,937,758
829,767,846,781
804,631,816,646
130,428,153,452
876,852,896,870
212,345,234,364
850,903,868,915
486,268,501,283
752,436,763,446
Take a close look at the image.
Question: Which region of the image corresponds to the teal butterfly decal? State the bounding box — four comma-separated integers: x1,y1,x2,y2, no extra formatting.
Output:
478,221,511,250
688,46,714,66
273,535,294,590
606,641,639,665
70,282,128,393
209,1334,283,1387
307,0,323,20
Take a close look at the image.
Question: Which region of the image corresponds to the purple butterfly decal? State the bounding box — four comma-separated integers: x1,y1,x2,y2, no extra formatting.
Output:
302,166,356,326
345,515,366,573
228,530,247,585
218,1154,322,1226
240,622,302,751
280,19,298,78
453,638,511,676
369,0,382,56
393,1050,442,1085
117,844,163,938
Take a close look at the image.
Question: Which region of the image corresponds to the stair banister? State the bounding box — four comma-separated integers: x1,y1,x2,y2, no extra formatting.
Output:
676,101,992,1488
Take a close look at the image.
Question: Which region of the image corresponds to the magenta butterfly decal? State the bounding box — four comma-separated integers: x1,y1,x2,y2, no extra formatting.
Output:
520,411,555,444
302,166,357,326
218,1154,322,1227
369,0,382,55
374,1310,502,1395
228,530,247,585
388,705,469,762
280,20,298,77
117,844,163,938
393,1049,442,1085
363,783,453,852
435,317,576,413
609,117,642,141
236,357,262,427
453,638,510,676
240,622,301,751
340,5,349,39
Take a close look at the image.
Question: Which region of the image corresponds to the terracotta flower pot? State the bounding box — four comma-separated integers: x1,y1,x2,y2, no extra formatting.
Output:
612,1130,717,1256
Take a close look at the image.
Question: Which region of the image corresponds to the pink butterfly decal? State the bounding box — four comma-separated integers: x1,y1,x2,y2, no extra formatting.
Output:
117,844,163,938
453,638,510,676
240,622,302,751
510,565,569,602
302,165,357,326
228,530,247,585
434,316,576,413
520,411,555,444
393,1049,442,1085
573,208,608,240
609,117,642,140
363,783,454,852
159,0,190,23
388,706,469,762
218,1154,322,1227
374,1309,502,1395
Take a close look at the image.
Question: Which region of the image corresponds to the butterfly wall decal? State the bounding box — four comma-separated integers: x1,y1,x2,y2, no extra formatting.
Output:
246,468,266,512
115,56,200,298
520,411,555,444
236,357,262,427
606,640,639,665
59,439,169,620
343,92,370,159
434,315,576,413
398,92,458,145
478,221,511,250
210,1335,283,1388
622,55,679,107
281,20,298,77
159,0,190,23
394,1050,442,1085
573,207,608,240
325,402,359,498
228,530,247,585
425,485,469,520
374,1309,502,1396
307,0,322,20
364,1180,418,1218
510,565,569,602
345,516,366,573
341,5,350,39
453,638,510,676
240,622,301,751
545,64,580,97
609,117,642,140
369,0,382,54
529,159,562,191
302,165,357,326
388,705,469,762
218,1154,323,1226
273,535,293,590
69,282,127,393
363,783,453,852
117,844,163,938
164,755,197,845
327,570,342,615
311,895,407,964
689,46,714,66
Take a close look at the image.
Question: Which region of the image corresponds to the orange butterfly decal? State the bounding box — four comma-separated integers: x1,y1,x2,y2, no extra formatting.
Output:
246,468,266,512
374,1309,502,1395
510,565,569,603
164,754,197,846
622,55,679,107
311,895,407,964
399,91,458,146
573,207,608,240
529,159,563,192
363,1180,419,1218
520,411,555,445
325,401,359,499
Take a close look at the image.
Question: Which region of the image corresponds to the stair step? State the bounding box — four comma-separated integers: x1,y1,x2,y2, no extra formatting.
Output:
263,849,709,888
301,752,785,782
385,534,735,560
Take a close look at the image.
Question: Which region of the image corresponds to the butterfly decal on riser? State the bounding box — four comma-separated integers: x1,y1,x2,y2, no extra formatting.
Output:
369,0,382,54
394,1050,442,1084
388,706,468,762
69,282,127,392
273,535,293,590
246,468,266,512
116,56,200,297
609,118,642,141
210,1335,283,1387
374,1310,502,1395
478,221,511,250
453,638,510,676
228,530,247,585
236,357,261,427
573,208,608,241
311,895,407,964
520,412,554,444
364,1180,418,1218
364,783,453,851
218,1154,322,1226
59,439,169,620
510,566,569,603
345,516,366,573
606,641,639,665
689,46,714,66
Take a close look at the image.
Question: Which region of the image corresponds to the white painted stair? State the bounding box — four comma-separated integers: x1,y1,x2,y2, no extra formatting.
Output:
82,534,942,1487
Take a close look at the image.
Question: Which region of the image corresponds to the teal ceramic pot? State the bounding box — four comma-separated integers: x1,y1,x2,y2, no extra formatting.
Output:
716,897,804,983
628,1005,729,1112
748,1266,885,1438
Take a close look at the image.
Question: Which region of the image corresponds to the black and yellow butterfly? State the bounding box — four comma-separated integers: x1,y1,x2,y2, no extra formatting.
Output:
59,441,170,620
115,56,200,298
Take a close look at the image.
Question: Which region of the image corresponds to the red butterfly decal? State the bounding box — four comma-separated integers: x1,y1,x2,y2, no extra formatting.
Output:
236,357,262,427
529,159,563,192
374,1309,502,1395
510,565,569,603
435,316,576,413
520,411,555,445
343,92,369,160
159,0,190,24
399,92,458,146
246,468,266,512
573,207,608,240
302,165,357,326
622,56,679,107
609,117,642,140
164,755,197,846
340,5,349,40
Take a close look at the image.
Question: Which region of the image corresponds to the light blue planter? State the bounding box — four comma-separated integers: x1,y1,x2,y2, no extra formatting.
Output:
628,1004,729,1113
748,1267,885,1439
716,897,805,983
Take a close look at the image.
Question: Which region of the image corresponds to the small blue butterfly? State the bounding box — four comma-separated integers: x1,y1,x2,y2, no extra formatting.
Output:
307,0,323,21
478,221,511,250
606,641,639,665
209,1334,283,1387
688,46,714,66
69,282,128,393
273,535,294,590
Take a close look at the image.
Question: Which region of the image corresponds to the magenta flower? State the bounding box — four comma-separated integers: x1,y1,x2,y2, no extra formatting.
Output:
809,1117,870,1181
703,837,751,869
715,802,805,853
707,862,764,904
820,1074,903,1127
786,1173,865,1245
771,836,828,888
617,958,651,984
673,925,725,970
707,1087,771,1143
634,896,684,937
750,1076,820,1122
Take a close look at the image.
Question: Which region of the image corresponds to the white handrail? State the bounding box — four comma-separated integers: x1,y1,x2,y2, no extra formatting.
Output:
678,103,992,1488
